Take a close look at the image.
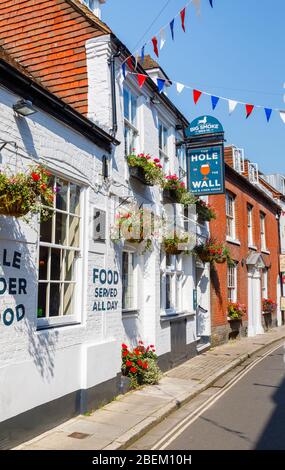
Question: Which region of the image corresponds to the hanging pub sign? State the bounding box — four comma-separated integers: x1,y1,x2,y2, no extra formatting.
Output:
187,145,225,195
185,116,225,196
185,115,224,137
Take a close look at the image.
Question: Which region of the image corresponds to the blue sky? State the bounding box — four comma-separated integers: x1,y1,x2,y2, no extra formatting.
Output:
103,0,285,174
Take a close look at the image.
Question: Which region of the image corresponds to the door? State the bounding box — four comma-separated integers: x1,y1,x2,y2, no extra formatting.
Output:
248,267,264,337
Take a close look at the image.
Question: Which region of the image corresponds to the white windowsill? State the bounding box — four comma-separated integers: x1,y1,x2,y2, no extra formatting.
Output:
226,237,241,246
37,317,81,330
261,249,270,255
248,245,257,251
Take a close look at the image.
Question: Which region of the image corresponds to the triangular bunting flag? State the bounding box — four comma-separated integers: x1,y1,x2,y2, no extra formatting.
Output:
170,19,175,40
141,45,145,64
137,74,147,88
211,95,219,110
157,78,166,94
152,36,159,57
180,8,186,32
160,28,166,50
127,57,133,71
264,108,272,122
246,104,254,118
122,63,126,79
176,82,185,94
228,99,238,114
280,111,285,124
193,0,201,16
193,89,202,104
209,0,213,7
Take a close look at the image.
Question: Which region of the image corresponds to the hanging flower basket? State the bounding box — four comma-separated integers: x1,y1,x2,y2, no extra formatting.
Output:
127,153,163,186
227,302,246,321
262,298,277,314
163,230,191,255
193,238,234,266
0,165,54,218
196,199,216,223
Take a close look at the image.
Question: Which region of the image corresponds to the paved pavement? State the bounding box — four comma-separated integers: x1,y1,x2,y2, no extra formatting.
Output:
131,345,285,450
14,326,285,450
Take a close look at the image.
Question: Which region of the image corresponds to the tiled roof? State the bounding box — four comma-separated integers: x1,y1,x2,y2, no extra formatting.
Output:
0,0,111,116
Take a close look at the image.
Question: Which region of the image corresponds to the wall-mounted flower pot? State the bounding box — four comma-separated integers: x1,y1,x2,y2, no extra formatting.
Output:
262,311,272,330
162,189,179,203
227,317,242,330
129,166,154,186
215,256,227,264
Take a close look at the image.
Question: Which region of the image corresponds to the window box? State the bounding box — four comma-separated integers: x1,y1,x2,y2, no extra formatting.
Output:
129,166,154,186
162,188,179,203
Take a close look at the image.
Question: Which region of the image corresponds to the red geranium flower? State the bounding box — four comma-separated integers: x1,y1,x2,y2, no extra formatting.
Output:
130,367,137,373
137,359,143,367
142,362,148,369
31,172,40,181
122,343,128,350
126,360,133,367
122,351,128,357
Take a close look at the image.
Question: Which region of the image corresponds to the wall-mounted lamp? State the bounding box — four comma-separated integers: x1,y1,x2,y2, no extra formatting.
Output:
150,96,160,105
13,99,37,116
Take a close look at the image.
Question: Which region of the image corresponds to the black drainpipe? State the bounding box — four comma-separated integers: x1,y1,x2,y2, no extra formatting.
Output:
109,49,122,138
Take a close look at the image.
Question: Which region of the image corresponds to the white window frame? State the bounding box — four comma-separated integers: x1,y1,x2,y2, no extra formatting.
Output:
260,212,267,250
124,86,139,156
37,176,85,329
261,269,268,299
122,250,138,312
227,264,237,302
247,204,254,246
226,191,236,240
160,252,183,314
177,144,187,184
158,120,170,175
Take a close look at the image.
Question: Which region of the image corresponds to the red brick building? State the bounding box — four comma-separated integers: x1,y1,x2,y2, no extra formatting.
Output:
209,146,281,345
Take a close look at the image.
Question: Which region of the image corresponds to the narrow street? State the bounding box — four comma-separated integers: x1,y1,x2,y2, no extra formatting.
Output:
129,345,285,450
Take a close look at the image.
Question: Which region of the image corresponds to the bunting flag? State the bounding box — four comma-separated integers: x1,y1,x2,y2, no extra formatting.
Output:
137,74,147,88
193,0,201,16
180,8,186,32
211,95,219,110
122,62,126,79
141,45,145,64
265,108,272,122
127,57,133,71
246,104,254,118
157,78,166,93
160,28,166,50
228,99,238,114
170,19,175,40
280,111,285,124
209,0,213,7
176,82,185,93
193,89,202,104
127,70,285,126
152,36,159,57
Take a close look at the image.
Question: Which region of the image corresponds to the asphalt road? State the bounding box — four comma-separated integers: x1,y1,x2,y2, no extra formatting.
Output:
130,345,285,450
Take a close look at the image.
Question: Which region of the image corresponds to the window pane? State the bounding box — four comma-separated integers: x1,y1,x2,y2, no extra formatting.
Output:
123,88,129,120
65,250,76,281
51,248,62,281
40,213,53,243
63,283,75,316
56,179,68,211
55,212,67,245
70,183,80,215
69,216,80,247
37,283,47,318
131,94,137,125
49,283,61,317
166,274,171,309
39,246,49,280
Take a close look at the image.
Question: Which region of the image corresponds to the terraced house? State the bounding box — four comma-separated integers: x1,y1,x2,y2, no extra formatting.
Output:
0,0,211,448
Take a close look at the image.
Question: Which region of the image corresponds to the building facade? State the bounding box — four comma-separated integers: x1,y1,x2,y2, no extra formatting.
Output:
208,146,281,346
0,0,210,448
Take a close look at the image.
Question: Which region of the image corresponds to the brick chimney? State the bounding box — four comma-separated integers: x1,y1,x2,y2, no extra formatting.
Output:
80,0,106,18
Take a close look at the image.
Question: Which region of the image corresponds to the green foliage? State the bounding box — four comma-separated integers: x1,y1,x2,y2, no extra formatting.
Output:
121,341,162,389
163,230,192,255
0,164,54,219
196,199,216,222
193,238,234,265
228,302,246,320
127,153,164,185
